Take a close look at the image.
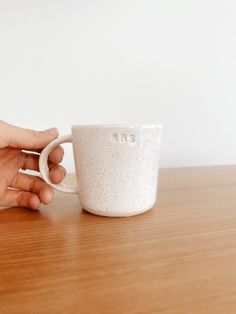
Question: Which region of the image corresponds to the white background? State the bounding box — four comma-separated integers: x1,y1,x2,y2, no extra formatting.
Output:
1,0,236,171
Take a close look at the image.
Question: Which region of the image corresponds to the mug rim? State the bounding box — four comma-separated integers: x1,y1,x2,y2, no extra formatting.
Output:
72,124,163,129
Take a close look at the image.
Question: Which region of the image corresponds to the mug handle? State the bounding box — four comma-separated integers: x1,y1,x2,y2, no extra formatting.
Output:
39,135,77,194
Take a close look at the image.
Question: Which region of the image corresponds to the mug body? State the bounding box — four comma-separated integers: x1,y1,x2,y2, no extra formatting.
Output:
71,124,162,217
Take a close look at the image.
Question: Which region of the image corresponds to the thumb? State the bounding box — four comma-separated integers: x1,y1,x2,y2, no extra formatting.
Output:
0,120,59,150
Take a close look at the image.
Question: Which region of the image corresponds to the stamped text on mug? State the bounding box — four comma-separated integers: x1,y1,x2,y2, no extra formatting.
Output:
111,133,136,144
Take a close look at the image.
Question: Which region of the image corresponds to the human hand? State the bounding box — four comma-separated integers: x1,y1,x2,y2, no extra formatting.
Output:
0,120,66,210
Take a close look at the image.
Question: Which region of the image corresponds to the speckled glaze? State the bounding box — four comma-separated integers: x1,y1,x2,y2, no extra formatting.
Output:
39,124,162,217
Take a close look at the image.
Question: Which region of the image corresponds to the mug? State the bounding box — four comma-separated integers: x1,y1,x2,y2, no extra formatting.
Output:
39,124,162,217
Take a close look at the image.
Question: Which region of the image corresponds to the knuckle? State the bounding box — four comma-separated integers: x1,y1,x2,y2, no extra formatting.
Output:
17,191,25,207
12,173,21,187
32,177,44,192
30,178,39,192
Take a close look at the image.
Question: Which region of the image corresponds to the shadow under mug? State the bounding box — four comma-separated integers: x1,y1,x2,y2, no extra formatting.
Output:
39,124,162,217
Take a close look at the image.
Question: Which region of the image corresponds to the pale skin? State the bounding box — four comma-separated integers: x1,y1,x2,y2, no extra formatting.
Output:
0,120,66,210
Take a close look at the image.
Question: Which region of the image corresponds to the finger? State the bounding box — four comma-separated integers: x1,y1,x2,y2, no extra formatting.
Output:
11,173,54,205
19,152,50,171
19,152,64,173
21,153,66,182
19,152,40,171
49,165,66,184
0,189,41,210
49,145,64,164
0,120,59,150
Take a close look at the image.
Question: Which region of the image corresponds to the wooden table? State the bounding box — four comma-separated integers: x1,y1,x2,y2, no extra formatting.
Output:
1,166,236,314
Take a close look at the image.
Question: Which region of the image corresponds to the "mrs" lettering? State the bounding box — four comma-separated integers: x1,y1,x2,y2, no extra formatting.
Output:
111,133,136,144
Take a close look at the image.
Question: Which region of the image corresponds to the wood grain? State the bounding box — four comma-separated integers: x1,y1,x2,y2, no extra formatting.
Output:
1,166,236,314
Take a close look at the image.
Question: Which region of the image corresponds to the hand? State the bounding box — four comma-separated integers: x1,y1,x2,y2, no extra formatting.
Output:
0,120,66,210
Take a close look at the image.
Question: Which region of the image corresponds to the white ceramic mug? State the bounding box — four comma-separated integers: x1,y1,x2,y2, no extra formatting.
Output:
39,124,162,217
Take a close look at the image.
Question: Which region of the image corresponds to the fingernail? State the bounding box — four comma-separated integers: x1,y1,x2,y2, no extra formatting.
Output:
46,128,59,136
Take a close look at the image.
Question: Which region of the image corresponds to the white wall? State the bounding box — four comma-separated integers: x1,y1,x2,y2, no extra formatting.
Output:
1,0,236,171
